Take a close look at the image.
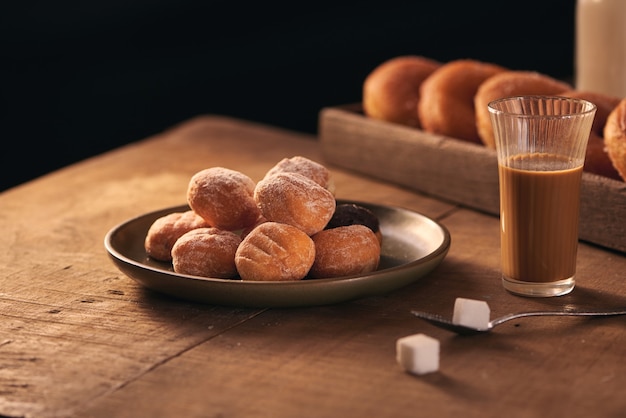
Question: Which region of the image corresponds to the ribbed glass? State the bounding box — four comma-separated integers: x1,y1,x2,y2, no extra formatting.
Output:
488,95,597,169
487,95,596,297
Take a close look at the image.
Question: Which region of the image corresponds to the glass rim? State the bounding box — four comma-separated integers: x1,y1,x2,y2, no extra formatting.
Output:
487,95,597,117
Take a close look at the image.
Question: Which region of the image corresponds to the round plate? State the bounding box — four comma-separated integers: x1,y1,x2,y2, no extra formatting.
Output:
104,200,450,308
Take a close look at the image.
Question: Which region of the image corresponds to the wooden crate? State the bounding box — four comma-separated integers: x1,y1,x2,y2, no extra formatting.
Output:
319,104,626,253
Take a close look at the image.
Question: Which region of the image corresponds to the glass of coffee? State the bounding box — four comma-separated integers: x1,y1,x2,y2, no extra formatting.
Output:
488,96,596,297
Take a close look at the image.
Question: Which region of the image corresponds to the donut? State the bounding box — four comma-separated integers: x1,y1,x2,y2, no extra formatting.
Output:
187,167,261,231
325,203,382,244
363,55,442,127
309,225,381,279
603,97,626,181
417,59,507,143
559,90,622,180
474,71,573,148
171,227,242,278
235,222,315,281
254,172,336,236
144,210,212,261
263,155,335,194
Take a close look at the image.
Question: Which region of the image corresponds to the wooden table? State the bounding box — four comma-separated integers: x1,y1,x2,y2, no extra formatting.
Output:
2,116,626,418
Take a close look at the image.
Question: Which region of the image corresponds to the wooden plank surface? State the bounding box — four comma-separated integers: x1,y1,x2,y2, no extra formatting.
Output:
2,115,626,417
79,208,626,418
0,116,454,417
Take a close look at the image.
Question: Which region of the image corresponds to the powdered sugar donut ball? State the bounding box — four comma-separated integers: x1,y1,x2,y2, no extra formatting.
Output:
263,156,335,194
171,227,241,278
187,167,261,231
144,210,212,261
309,225,381,279
254,172,336,236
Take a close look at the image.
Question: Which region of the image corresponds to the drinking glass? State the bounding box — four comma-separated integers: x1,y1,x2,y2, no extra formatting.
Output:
488,96,596,297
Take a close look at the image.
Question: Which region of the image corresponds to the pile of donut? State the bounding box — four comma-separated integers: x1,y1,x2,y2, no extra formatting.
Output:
143,156,383,281
362,56,626,182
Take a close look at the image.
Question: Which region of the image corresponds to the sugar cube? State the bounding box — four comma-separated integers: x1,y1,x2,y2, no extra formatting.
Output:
396,333,440,375
452,297,491,330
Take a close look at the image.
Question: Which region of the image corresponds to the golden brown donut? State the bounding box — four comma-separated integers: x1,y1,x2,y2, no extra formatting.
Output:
263,155,335,195
235,222,315,281
171,227,242,278
559,90,622,180
309,225,381,279
363,55,442,127
144,210,212,261
187,167,261,231
474,71,573,148
603,98,626,182
417,59,507,143
254,172,336,236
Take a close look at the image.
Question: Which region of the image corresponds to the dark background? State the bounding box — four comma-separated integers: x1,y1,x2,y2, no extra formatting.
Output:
1,1,576,191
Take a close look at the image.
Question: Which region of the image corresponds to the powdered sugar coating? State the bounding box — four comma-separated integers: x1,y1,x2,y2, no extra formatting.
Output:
309,225,381,279
263,156,335,194
144,210,212,261
254,172,336,236
187,167,261,231
171,227,242,278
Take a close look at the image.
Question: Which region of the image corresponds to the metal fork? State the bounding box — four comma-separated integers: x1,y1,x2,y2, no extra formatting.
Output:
410,308,626,336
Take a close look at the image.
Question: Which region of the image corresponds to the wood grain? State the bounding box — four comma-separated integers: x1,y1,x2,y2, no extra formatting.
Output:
0,116,454,417
80,207,626,418
2,115,625,417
